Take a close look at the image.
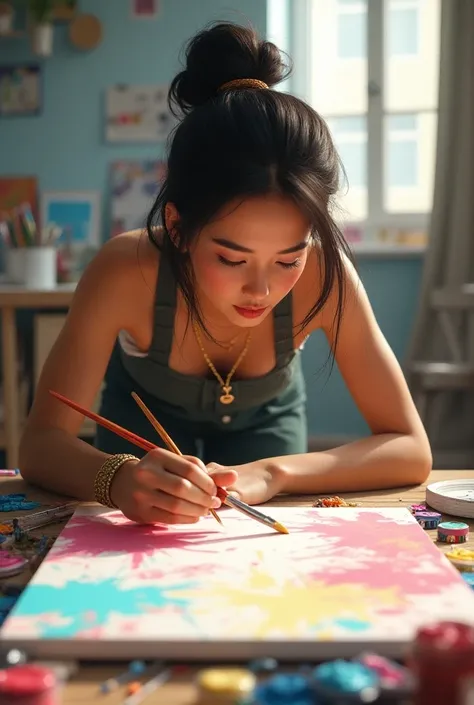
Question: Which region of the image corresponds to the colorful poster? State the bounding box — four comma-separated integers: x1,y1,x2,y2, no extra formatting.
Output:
110,160,166,237
105,85,173,142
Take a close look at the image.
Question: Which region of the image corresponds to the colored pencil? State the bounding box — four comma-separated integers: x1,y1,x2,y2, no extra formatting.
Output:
130,392,288,535
131,392,222,525
48,390,221,525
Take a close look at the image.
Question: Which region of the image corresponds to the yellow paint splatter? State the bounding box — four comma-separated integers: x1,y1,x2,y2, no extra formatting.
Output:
182,565,404,638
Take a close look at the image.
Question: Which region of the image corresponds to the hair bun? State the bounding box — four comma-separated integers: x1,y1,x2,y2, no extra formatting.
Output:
168,21,291,115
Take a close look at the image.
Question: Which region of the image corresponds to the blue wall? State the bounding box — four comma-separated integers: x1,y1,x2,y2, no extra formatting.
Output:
0,0,423,439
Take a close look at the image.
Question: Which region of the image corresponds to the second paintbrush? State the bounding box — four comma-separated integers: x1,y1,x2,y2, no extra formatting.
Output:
216,488,289,534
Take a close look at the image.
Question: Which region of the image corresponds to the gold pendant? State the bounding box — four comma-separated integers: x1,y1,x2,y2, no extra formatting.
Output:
220,386,234,404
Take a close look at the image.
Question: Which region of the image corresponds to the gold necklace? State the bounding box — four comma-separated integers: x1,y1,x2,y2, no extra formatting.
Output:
193,322,251,404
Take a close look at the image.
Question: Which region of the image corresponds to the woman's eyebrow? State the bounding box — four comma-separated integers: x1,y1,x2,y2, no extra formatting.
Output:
211,237,309,254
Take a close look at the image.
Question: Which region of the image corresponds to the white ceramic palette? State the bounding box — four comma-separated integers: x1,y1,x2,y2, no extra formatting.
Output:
426,479,474,519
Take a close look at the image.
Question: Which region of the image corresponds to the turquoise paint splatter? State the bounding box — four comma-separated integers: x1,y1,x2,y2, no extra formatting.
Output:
12,578,197,638
334,618,370,632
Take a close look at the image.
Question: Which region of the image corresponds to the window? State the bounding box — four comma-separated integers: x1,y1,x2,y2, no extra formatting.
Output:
286,0,441,244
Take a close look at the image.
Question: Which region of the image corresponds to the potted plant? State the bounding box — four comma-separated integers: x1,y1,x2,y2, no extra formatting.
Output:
12,0,74,55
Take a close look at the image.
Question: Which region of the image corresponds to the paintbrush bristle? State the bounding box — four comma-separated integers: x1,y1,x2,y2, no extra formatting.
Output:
274,521,289,535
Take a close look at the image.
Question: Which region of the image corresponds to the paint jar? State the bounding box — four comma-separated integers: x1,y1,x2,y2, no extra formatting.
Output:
0,664,59,705
409,621,474,705
254,673,315,705
23,247,57,290
413,510,441,529
437,521,469,544
312,660,380,703
0,553,28,579
445,548,474,573
195,667,256,704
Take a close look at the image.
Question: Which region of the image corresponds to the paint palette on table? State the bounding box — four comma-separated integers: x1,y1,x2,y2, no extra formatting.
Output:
1,506,474,661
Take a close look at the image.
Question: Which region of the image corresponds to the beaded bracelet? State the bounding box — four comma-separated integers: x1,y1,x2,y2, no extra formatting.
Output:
94,454,139,509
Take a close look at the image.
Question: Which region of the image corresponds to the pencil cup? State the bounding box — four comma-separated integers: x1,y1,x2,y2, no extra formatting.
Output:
5,248,26,284
24,247,57,290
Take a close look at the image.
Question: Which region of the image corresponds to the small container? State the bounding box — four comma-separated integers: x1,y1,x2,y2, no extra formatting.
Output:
414,510,441,529
0,553,28,578
0,665,59,705
437,521,469,544
463,573,474,589
195,667,256,704
312,660,379,703
24,247,57,290
409,621,474,705
445,547,474,573
254,673,313,705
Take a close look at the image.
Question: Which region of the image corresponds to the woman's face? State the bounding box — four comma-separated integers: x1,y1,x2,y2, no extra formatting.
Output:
169,195,311,328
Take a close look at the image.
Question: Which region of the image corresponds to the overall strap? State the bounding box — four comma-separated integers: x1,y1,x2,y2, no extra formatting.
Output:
273,292,294,366
147,253,177,365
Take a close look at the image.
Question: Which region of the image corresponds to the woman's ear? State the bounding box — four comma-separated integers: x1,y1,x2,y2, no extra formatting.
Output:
164,203,181,248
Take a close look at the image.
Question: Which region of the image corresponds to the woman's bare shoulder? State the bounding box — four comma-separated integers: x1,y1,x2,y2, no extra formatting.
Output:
93,228,160,293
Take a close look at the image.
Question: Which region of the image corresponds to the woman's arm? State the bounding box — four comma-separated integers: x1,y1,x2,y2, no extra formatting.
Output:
19,234,151,499
273,256,432,494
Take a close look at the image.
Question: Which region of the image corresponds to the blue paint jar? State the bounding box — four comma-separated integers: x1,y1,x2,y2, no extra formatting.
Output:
312,660,379,703
254,673,314,705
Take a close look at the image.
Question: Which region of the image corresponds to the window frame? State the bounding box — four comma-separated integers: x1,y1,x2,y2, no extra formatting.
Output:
269,0,439,251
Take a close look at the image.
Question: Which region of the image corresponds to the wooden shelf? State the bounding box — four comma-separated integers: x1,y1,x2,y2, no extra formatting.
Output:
0,31,25,38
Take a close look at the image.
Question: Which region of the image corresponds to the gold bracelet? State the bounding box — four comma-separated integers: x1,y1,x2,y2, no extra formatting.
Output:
94,454,139,509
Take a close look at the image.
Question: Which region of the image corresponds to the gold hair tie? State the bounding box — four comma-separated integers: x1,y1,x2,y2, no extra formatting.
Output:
219,78,269,92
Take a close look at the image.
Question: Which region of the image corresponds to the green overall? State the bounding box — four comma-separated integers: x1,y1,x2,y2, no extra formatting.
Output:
95,253,307,464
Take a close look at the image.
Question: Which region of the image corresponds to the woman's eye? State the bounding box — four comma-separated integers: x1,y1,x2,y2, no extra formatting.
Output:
278,259,301,269
218,255,245,267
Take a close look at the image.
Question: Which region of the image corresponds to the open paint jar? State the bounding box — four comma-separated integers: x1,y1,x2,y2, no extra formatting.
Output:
445,547,474,573
0,665,58,705
0,553,28,578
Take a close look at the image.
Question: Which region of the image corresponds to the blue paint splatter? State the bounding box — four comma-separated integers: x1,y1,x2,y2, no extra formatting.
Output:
11,578,197,638
334,618,370,632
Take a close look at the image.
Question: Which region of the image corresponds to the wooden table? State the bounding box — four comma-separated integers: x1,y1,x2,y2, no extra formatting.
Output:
0,470,473,704
0,283,76,468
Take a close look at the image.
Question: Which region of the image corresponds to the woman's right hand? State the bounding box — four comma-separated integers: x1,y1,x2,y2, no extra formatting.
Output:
109,448,237,525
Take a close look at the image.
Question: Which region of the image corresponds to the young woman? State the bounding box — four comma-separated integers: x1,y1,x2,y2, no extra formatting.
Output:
19,22,431,526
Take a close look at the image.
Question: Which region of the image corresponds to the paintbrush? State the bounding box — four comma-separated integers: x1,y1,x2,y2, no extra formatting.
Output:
131,392,289,535
130,392,222,525
48,390,222,525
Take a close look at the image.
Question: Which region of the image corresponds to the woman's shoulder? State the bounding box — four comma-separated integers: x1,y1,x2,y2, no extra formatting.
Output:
92,228,160,293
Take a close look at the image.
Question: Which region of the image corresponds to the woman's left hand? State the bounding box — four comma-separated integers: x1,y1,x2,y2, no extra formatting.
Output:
206,460,286,505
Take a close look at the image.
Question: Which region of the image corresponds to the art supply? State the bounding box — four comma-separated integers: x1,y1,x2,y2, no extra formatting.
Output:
13,504,77,532
410,504,426,514
0,553,28,578
445,547,474,572
131,391,222,526
24,247,57,290
0,494,41,512
196,667,256,704
413,510,441,529
312,496,360,508
0,664,58,705
312,660,379,703
3,507,474,661
123,666,171,705
0,469,20,477
437,521,469,543
216,488,288,534
426,478,474,519
254,673,312,705
132,389,287,532
99,659,147,693
50,389,220,526
409,621,474,705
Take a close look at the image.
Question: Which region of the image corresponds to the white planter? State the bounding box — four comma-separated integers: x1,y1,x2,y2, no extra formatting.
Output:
31,22,53,56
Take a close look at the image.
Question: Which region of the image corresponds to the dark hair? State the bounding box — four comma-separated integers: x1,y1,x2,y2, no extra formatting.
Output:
147,21,352,350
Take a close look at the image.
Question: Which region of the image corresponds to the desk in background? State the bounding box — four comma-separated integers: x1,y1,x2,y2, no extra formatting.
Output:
0,284,80,467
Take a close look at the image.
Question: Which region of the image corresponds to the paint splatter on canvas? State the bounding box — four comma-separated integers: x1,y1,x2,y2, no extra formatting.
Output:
1,507,473,660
